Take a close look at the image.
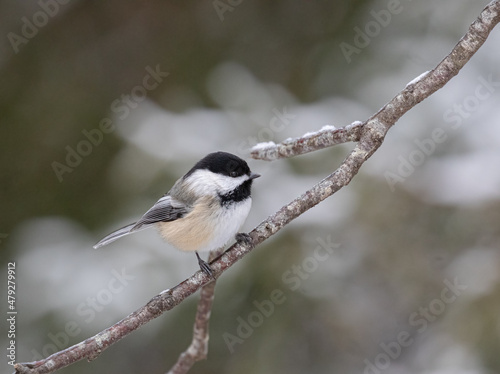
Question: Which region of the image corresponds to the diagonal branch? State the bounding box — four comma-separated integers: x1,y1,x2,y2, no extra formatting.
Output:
166,249,223,374
13,1,500,373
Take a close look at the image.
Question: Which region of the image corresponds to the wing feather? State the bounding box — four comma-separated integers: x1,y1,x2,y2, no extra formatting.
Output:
132,195,189,229
93,195,190,249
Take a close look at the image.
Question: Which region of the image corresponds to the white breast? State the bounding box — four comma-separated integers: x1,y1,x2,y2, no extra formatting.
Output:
199,198,252,252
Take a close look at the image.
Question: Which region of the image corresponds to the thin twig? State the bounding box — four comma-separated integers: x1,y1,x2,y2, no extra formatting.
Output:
13,1,500,373
166,250,222,374
250,122,364,161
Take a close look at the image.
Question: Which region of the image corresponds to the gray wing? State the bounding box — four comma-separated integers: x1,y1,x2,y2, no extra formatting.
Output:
93,195,190,249
132,195,189,229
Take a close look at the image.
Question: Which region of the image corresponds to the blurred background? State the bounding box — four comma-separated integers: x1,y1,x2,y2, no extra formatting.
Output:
1,1,500,373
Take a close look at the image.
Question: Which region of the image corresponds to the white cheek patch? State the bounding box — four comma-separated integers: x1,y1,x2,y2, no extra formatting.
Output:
186,170,218,196
186,169,249,196
212,174,248,194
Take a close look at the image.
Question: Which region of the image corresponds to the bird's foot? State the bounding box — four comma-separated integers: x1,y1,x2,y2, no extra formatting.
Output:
235,232,253,246
196,251,214,278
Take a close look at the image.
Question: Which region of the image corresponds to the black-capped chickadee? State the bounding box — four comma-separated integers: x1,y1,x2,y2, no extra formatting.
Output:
94,151,260,277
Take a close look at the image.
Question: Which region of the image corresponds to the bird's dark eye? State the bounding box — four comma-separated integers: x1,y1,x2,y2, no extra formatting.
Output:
230,171,238,177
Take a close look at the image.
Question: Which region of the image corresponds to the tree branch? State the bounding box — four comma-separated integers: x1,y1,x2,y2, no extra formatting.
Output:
250,122,364,161
14,1,500,373
166,250,222,374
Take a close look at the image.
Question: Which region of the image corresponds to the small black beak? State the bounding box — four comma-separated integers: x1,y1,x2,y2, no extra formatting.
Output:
249,172,261,180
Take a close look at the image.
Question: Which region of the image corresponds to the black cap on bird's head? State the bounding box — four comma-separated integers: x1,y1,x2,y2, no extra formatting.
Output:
184,151,260,180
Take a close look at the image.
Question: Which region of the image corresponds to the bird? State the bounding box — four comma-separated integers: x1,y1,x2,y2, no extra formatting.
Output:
94,151,260,277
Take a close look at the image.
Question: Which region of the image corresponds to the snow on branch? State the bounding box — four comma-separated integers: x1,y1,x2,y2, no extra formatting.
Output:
250,122,364,161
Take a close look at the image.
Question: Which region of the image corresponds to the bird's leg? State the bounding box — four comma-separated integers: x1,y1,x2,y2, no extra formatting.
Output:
196,251,214,278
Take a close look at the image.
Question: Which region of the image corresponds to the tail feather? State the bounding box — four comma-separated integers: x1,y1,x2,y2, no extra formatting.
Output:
93,222,151,249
